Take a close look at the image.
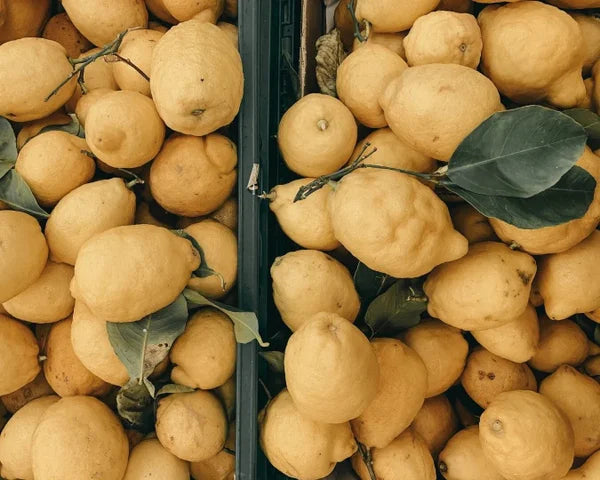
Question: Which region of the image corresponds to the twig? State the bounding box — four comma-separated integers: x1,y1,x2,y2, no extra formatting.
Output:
347,0,366,43
258,378,272,402
223,447,236,456
293,143,444,203
105,53,150,82
45,29,132,102
358,443,377,480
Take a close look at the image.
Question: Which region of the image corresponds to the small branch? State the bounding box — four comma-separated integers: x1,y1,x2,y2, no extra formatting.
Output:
347,0,366,43
293,143,445,203
126,177,145,189
105,53,150,82
223,447,236,456
45,29,131,102
293,143,377,202
258,378,272,402
358,443,377,480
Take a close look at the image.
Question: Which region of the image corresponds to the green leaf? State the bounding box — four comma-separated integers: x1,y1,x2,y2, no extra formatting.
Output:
156,383,195,397
353,262,395,303
364,281,428,338
171,229,225,288
0,117,17,162
259,351,285,374
443,166,596,229
183,288,269,347
107,294,189,388
116,379,155,432
0,170,49,219
447,106,587,198
563,108,600,142
0,161,14,181
37,113,85,139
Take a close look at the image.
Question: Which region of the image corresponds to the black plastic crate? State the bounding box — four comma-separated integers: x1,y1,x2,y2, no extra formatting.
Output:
235,0,302,479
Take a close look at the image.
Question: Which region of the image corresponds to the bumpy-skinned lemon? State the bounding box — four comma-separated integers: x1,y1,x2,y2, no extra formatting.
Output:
185,220,237,299
124,438,190,480
352,429,436,480
403,320,469,397
44,318,111,397
472,304,539,363
0,395,59,480
479,390,574,480
571,14,600,75
580,77,595,109
145,0,177,23
150,134,237,217
351,128,436,173
15,131,95,207
268,179,340,251
278,93,357,176
588,308,600,323
170,308,236,390
74,88,113,127
450,204,496,244
271,250,360,332
151,20,243,136
42,13,93,58
71,224,200,322
66,47,119,112
353,32,407,59
534,230,600,320
594,61,600,112
259,389,357,480
190,425,235,480
156,390,227,462
490,148,600,255
113,29,164,96
0,38,76,122
162,0,224,22
71,301,129,386
380,63,502,161
0,0,50,44
0,315,40,396
411,395,459,458
424,242,536,330
562,451,600,479
438,426,505,480
86,90,166,168
45,178,136,265
404,11,482,68
479,2,586,108
356,0,440,32
461,348,537,408
0,211,48,303
337,44,408,128
529,317,589,373
62,0,148,47
32,396,129,480
540,365,600,457
0,372,54,414
16,111,71,149
329,169,468,278
3,261,74,324
351,338,427,448
285,313,379,424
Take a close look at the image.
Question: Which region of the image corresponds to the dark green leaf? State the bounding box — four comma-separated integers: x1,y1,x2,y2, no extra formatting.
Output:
447,106,587,198
443,166,596,229
563,108,600,142
353,262,395,304
156,383,195,397
0,170,49,219
116,379,155,432
0,117,17,162
364,281,428,338
183,288,269,347
107,294,188,388
171,229,225,288
37,113,85,139
259,351,285,374
0,161,14,181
